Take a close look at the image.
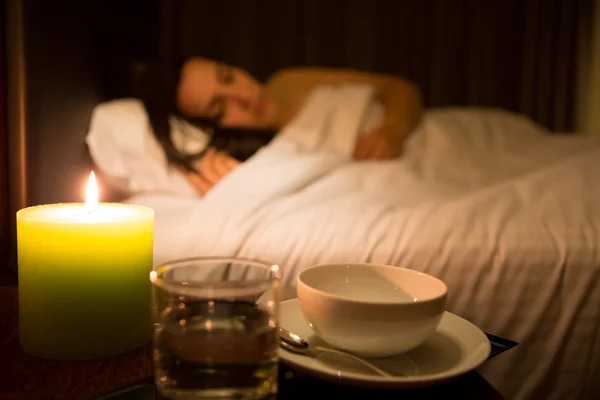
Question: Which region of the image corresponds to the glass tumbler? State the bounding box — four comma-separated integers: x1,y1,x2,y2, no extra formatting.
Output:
150,257,282,399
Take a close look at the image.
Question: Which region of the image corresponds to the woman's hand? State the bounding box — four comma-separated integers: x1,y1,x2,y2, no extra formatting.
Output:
186,147,241,195
353,129,402,161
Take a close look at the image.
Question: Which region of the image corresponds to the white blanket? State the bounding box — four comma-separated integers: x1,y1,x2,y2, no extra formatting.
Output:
275,83,376,155
128,89,600,400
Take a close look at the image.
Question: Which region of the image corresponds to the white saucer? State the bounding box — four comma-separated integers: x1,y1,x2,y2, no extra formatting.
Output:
278,298,491,389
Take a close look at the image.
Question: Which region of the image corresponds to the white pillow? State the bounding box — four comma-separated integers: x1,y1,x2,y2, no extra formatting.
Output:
85,99,208,197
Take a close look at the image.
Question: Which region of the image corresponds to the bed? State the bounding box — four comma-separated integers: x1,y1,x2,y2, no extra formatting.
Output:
5,1,599,400
85,94,600,400
127,107,600,400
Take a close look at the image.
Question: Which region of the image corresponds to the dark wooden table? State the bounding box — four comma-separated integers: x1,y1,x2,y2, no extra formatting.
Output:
0,284,506,400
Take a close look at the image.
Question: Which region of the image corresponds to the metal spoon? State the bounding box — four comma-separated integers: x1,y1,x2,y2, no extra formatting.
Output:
278,327,419,378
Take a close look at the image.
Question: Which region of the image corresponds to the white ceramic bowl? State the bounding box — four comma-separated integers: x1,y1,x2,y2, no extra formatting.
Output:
297,263,447,358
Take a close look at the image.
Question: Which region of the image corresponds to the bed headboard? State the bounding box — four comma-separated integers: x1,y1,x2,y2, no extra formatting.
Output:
4,0,593,268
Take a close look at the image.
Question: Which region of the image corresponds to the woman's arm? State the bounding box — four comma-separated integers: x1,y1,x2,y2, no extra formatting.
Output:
266,68,423,158
185,148,240,195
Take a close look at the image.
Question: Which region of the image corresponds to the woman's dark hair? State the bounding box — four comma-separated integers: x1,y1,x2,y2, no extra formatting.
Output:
131,57,216,172
131,57,276,173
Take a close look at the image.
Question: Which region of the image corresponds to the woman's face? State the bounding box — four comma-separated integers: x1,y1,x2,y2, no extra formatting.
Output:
177,58,279,130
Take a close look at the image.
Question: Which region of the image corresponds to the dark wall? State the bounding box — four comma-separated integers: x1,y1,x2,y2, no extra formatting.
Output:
0,3,8,262
16,0,158,205
166,0,593,132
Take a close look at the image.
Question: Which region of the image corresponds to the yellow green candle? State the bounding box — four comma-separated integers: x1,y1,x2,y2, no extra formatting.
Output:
17,173,154,360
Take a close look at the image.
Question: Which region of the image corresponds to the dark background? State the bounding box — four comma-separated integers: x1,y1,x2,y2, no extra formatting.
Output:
1,0,595,272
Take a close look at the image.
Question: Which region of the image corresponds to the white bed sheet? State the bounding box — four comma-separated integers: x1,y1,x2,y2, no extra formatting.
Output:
125,108,600,400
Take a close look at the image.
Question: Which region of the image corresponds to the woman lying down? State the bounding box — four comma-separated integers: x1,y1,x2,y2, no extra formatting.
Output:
133,57,423,195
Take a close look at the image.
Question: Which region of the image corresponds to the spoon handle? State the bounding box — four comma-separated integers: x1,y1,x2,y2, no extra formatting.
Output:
312,346,393,378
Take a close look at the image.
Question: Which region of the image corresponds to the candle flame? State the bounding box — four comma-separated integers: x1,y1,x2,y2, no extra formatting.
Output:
85,171,99,214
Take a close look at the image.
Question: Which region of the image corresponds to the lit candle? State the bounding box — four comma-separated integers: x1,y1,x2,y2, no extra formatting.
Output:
17,172,154,360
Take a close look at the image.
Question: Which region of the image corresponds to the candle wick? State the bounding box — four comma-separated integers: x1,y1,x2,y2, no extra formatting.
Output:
87,209,95,215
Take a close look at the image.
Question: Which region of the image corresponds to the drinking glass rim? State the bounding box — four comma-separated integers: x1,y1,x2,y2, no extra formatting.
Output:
149,256,282,291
